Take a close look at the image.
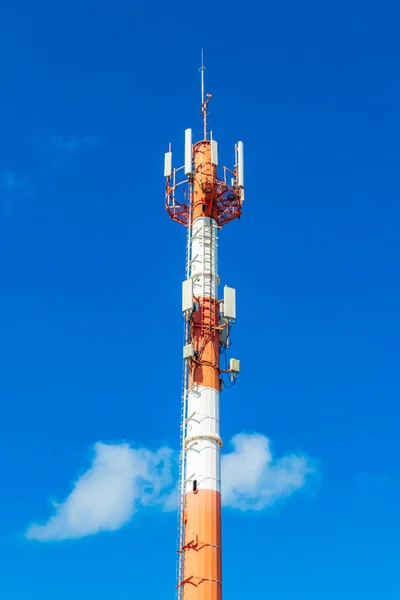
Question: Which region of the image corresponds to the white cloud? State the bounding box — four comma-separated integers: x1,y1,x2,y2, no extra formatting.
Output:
26,433,316,541
26,442,172,541
48,134,101,153
221,433,314,510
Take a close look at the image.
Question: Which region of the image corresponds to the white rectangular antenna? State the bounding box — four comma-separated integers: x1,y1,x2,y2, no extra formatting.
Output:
223,286,236,320
211,139,218,166
182,278,193,312
237,141,244,188
230,358,240,373
185,128,193,176
164,151,172,178
183,343,194,359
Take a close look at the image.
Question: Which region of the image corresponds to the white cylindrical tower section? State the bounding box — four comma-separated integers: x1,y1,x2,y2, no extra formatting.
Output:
185,386,221,494
190,216,219,300
185,214,221,496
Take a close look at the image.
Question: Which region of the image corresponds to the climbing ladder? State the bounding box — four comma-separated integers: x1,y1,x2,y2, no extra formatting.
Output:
176,192,193,600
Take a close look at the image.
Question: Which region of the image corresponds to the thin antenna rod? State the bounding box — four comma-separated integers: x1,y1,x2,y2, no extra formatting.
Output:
200,49,211,140
200,48,205,105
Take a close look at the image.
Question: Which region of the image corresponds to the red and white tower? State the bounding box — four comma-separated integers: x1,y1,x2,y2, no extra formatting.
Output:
165,56,244,600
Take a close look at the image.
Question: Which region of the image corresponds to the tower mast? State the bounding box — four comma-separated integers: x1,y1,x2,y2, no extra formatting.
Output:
164,57,245,600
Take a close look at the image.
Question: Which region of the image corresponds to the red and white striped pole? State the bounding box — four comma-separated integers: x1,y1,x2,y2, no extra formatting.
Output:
183,138,223,600
165,69,244,600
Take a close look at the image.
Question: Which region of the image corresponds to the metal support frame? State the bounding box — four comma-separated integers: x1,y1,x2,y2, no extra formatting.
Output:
166,162,242,228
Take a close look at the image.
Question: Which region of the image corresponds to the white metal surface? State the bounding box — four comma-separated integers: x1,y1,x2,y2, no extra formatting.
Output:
164,151,172,178
178,215,222,498
187,386,220,438
184,128,193,176
183,216,221,495
185,441,221,493
182,279,193,312
185,385,221,493
237,140,244,188
211,138,218,166
223,285,236,320
190,216,218,299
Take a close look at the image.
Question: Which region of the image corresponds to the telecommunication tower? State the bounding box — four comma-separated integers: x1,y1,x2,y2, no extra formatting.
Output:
164,53,244,600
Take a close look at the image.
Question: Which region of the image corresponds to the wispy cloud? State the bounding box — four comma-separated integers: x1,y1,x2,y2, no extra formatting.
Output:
26,443,172,541
1,170,31,212
1,170,30,192
221,433,315,511
39,132,102,168
26,433,316,542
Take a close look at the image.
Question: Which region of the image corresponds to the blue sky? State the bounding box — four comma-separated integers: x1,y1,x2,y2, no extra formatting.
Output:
1,0,399,597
